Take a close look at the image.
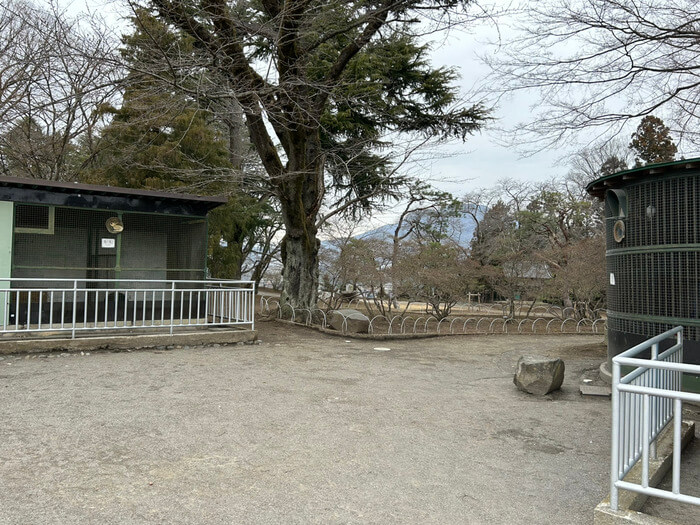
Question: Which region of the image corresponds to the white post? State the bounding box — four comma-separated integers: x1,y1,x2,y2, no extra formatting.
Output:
252,282,256,331
610,360,621,511
672,398,682,495
169,281,175,335
642,394,650,488
650,343,658,459
71,280,77,339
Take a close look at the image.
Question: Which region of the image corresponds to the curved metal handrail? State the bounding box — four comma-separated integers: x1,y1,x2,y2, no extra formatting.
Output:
388,315,402,335
424,317,438,334
518,318,532,333
532,317,545,333
592,318,606,334
576,318,591,333
279,303,295,321
413,317,426,334
368,315,388,335
400,316,414,334
502,318,513,333
463,318,476,333
560,318,576,332
297,308,311,326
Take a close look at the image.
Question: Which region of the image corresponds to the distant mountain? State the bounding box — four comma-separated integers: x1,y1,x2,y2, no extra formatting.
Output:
357,207,485,248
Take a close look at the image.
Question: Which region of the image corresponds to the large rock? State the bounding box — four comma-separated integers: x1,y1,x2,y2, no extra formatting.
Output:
329,309,369,334
514,356,565,395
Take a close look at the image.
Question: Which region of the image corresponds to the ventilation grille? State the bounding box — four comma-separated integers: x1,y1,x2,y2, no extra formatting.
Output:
605,173,700,341
607,251,700,320
607,316,699,341
606,175,700,249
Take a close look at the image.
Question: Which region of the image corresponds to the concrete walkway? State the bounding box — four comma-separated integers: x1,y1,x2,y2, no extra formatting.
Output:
0,321,621,523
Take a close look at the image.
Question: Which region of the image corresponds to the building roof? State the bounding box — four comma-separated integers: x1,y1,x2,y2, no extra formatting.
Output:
0,175,227,216
586,157,700,199
502,261,552,279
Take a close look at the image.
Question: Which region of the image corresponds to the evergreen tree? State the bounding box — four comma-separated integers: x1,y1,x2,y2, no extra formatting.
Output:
89,13,230,191
89,11,274,280
629,115,678,167
141,0,491,309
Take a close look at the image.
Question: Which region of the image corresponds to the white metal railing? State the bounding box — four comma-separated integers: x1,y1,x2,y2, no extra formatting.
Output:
0,278,255,338
610,326,700,510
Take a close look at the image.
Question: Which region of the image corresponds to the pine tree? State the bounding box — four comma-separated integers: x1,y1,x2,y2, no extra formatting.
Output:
88,13,230,191
143,0,491,309
629,115,678,167
88,11,274,280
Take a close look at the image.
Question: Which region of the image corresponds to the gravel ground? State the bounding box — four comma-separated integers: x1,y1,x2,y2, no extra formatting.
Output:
0,321,631,524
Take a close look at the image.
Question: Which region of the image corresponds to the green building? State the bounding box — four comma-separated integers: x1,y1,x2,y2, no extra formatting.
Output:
587,158,700,389
0,176,228,332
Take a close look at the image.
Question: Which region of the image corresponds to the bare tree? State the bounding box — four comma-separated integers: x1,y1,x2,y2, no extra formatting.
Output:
388,180,460,272
466,174,604,316
0,0,120,181
397,239,479,319
485,0,700,149
546,236,606,319
566,138,631,193
319,227,390,311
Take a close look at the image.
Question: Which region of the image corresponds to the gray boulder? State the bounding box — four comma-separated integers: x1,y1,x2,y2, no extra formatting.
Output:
329,309,369,334
514,356,565,395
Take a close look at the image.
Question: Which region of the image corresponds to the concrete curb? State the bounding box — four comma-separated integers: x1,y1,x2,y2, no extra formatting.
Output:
594,504,679,525
593,420,696,525
0,329,257,354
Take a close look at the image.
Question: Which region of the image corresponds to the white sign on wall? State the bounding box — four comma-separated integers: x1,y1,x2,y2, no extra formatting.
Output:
101,238,116,249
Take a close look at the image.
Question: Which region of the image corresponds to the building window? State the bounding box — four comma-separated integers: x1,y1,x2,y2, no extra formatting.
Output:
14,204,55,234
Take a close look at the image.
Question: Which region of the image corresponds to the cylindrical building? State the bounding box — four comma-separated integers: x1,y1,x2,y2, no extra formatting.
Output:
587,158,700,389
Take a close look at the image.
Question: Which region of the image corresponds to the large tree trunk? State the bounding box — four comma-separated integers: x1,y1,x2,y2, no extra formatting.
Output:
277,131,324,309
280,229,320,309
224,101,246,171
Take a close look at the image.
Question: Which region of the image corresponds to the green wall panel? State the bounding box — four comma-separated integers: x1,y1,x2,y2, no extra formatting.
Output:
0,201,13,325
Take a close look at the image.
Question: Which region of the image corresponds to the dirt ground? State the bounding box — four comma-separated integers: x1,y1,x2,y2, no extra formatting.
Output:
0,321,694,524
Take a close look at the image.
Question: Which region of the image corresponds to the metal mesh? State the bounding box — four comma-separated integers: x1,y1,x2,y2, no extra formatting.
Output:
606,176,700,250
15,204,50,229
12,204,207,286
606,174,700,341
607,316,700,341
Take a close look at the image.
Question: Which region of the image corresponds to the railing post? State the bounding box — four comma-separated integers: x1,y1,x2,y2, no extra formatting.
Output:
672,398,682,495
251,282,256,331
642,394,650,488
71,280,77,339
610,359,621,511
169,281,175,335
651,343,658,460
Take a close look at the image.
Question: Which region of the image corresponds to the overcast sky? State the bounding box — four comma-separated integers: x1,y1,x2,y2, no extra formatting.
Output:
424,25,574,197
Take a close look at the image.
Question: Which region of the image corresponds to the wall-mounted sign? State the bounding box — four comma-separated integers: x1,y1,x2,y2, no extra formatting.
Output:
101,238,116,249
